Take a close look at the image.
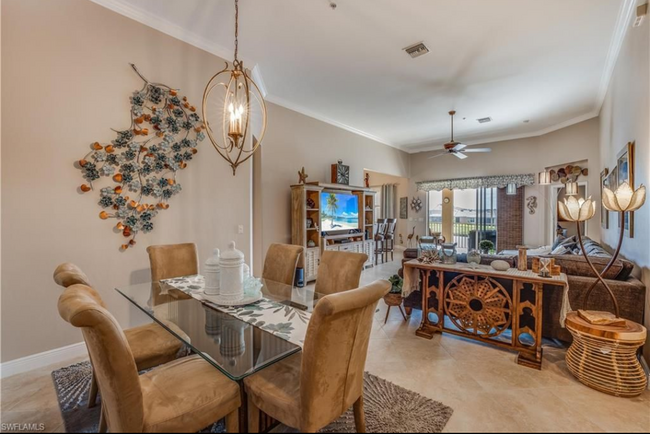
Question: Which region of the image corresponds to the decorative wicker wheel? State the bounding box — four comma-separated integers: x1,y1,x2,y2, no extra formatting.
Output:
444,275,512,337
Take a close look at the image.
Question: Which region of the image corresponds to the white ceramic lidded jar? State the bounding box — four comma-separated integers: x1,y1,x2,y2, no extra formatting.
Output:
219,241,245,302
204,248,221,296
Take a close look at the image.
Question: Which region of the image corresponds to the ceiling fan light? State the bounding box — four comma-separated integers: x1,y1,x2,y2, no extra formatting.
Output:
506,183,517,195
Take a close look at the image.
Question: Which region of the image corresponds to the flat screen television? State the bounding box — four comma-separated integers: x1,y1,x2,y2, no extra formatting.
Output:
320,192,359,232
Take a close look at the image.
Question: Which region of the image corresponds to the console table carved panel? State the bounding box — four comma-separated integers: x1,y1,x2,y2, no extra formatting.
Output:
404,260,568,370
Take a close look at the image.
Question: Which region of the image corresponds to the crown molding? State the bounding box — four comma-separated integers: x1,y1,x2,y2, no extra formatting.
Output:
264,93,402,150
594,0,637,113
89,0,243,64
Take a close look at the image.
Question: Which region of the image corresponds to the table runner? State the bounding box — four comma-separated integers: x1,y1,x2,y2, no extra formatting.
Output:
160,275,311,347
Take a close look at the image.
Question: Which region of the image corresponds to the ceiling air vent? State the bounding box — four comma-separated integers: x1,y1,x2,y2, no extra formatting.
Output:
403,42,430,59
477,117,492,124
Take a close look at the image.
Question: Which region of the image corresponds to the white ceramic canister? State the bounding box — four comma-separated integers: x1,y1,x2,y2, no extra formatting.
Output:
204,248,221,296
219,241,245,302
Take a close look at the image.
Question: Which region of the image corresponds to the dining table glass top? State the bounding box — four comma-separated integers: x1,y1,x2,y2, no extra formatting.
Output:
115,278,325,381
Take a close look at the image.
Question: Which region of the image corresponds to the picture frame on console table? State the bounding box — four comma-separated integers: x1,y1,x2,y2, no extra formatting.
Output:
617,142,635,238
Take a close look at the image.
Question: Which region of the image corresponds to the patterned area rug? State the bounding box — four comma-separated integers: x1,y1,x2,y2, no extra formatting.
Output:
52,361,453,433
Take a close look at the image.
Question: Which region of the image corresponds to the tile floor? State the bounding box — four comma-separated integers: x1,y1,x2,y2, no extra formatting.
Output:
2,251,649,433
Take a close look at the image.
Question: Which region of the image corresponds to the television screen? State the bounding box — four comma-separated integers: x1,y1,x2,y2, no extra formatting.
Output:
320,192,359,232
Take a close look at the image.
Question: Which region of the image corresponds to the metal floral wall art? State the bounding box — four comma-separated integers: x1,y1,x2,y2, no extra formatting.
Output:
78,64,206,250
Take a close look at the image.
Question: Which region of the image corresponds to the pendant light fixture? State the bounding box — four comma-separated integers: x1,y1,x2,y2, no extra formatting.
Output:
538,170,551,185
506,183,517,195
565,181,578,196
202,0,267,175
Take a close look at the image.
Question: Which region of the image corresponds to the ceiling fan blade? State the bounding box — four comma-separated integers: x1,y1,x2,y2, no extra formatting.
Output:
463,148,492,153
453,152,468,160
452,143,467,152
427,152,448,160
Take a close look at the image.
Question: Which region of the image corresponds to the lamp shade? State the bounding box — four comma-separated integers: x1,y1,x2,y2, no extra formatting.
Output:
602,182,646,212
565,181,578,196
506,183,517,195
558,196,596,222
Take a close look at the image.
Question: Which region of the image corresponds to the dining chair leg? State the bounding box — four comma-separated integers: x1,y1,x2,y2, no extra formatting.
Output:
88,372,99,409
353,396,366,433
247,394,260,434
98,405,107,433
226,408,240,433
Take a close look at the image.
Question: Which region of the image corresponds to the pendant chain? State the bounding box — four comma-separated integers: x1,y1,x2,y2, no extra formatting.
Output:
233,0,239,65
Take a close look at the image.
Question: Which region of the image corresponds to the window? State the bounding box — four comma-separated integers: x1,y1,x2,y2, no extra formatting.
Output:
427,188,497,252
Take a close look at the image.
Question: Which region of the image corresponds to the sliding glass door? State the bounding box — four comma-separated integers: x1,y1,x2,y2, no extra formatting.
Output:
427,188,497,253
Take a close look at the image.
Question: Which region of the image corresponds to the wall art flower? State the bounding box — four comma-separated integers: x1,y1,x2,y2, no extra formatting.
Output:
78,64,205,250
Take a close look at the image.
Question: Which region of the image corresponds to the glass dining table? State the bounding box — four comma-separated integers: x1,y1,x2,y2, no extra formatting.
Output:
115,277,325,431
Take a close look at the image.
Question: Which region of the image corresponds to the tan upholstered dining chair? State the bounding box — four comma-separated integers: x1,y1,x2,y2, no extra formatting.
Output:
315,250,368,296
244,279,391,433
57,284,241,433
147,243,199,305
53,263,188,412
262,243,304,286
147,242,199,281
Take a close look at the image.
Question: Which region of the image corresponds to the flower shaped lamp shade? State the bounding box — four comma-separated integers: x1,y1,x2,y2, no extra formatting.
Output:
557,196,596,222
602,182,646,212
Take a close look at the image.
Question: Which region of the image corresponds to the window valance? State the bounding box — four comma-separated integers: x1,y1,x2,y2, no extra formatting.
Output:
416,173,535,192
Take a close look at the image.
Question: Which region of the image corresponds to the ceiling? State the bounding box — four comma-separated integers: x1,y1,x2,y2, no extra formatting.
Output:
93,0,636,153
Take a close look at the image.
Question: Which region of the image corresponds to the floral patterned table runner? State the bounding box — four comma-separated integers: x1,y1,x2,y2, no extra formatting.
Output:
160,275,311,347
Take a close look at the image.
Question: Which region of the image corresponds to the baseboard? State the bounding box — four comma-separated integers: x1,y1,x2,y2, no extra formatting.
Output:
640,355,650,390
0,342,87,379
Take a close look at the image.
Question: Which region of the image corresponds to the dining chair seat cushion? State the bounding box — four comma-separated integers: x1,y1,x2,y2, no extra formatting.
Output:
243,353,303,429
126,321,188,371
140,355,241,433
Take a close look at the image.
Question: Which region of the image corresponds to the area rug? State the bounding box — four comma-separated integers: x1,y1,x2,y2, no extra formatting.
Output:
52,361,453,433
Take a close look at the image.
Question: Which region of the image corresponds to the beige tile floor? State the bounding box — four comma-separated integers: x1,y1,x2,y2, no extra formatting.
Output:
2,251,649,433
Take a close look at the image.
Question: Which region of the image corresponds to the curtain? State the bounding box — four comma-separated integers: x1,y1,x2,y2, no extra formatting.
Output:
381,184,397,219
417,173,535,192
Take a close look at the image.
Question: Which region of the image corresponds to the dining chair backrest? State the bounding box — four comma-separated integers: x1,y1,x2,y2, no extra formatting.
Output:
53,263,106,308
147,243,199,281
385,219,397,237
53,262,92,288
58,284,144,432
299,279,391,432
262,243,304,286
315,250,367,296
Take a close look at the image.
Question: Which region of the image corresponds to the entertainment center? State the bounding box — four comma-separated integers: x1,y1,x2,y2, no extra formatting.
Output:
291,182,376,283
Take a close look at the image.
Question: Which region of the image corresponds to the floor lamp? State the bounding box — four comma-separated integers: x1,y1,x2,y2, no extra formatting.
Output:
557,182,647,397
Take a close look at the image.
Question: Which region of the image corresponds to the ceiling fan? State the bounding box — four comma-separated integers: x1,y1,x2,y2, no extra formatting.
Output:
428,111,492,160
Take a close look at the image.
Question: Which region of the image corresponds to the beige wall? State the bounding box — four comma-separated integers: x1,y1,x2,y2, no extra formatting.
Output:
256,102,410,260
1,0,252,362
409,118,601,244
598,17,649,361
364,170,409,247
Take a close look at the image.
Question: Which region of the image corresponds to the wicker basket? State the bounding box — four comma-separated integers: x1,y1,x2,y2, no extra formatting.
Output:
565,312,647,398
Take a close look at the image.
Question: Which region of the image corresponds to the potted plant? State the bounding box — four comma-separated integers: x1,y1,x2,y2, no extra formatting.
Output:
384,274,404,305
479,239,495,255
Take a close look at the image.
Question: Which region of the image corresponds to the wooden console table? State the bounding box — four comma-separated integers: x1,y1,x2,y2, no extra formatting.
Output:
403,260,568,369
